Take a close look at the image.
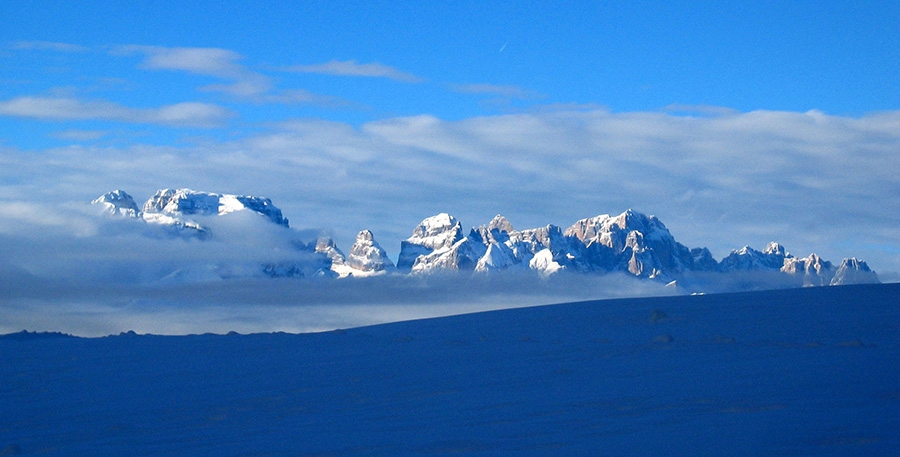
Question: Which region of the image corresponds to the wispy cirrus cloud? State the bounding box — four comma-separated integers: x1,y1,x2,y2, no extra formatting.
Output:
258,89,358,108
0,96,232,128
49,129,109,141
285,60,423,83
150,101,234,127
660,103,741,117
449,83,543,100
8,44,381,112
111,45,249,79
4,108,897,274
111,45,351,107
113,45,276,99
11,41,90,53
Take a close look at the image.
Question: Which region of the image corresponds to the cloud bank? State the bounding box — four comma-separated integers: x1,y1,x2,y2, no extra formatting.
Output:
2,105,898,335
0,96,232,127
1,108,898,273
0,202,672,336
2,43,898,334
105,45,352,106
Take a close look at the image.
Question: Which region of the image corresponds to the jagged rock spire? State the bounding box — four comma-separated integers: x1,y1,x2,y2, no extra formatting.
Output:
345,230,395,272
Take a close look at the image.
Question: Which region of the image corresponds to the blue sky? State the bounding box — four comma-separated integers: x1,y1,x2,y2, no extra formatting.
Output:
5,1,898,128
1,1,900,276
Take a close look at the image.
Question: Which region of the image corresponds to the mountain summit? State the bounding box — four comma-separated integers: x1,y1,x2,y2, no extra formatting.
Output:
92,190,141,218
143,188,289,227
92,190,879,290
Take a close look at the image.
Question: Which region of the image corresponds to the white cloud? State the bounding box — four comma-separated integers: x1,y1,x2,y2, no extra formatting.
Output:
112,45,248,78
285,60,423,83
11,41,90,53
199,79,273,97
50,129,109,141
0,201,99,237
1,108,898,277
0,196,672,336
660,104,740,117
449,83,542,99
113,45,274,100
0,96,131,120
0,96,232,127
260,89,357,108
150,102,233,127
113,45,349,107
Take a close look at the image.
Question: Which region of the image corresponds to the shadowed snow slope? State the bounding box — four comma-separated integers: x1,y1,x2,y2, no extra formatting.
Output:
2,283,899,456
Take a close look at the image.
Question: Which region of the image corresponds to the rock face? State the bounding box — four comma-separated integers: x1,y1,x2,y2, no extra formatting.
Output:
511,225,576,274
563,209,704,279
397,213,483,273
345,230,394,273
94,188,299,279
142,188,288,227
470,215,548,273
93,189,211,238
93,188,291,240
713,243,882,287
92,190,141,218
781,253,835,286
830,258,879,285
398,213,575,276
393,210,880,287
397,210,712,280
313,237,345,264
720,242,790,271
93,190,880,288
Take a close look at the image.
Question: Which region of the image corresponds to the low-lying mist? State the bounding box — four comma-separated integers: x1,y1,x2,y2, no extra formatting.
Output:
0,268,677,336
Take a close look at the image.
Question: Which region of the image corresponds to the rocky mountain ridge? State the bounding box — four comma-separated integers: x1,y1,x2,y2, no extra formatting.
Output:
92,189,880,288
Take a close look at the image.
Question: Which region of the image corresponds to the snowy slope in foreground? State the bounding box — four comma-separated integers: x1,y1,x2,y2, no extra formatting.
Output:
3,283,898,456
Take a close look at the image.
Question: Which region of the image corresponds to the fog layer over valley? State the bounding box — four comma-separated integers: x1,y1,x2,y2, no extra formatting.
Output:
0,187,884,336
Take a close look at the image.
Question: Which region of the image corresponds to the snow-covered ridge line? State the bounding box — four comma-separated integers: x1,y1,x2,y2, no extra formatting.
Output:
92,189,879,288
95,188,288,227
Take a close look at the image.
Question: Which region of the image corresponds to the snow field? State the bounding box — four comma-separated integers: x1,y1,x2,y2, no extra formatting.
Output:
1,283,898,456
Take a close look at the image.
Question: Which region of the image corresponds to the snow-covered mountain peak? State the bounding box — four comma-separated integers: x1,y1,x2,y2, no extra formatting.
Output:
412,213,460,237
563,214,611,242
355,229,375,243
92,190,141,218
406,213,465,250
487,214,515,233
611,209,656,231
613,208,638,229
720,244,790,271
566,210,667,240
564,210,674,255
314,236,342,254
831,258,879,285
88,190,881,289
762,241,788,257
398,213,485,273
143,188,217,215
470,214,517,245
94,188,290,242
782,253,834,286
312,236,345,269
618,210,672,240
142,188,289,227
838,257,869,271
341,230,395,275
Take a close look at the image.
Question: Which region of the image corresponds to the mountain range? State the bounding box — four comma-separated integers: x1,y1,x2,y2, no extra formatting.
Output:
92,189,879,289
